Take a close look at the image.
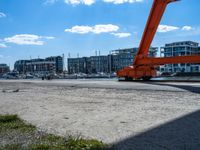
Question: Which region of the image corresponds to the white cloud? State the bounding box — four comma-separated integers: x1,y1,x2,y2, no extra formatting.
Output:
111,32,131,38
176,27,200,37
182,26,193,31
103,0,143,4
0,12,6,18
44,0,58,4
4,34,55,45
64,0,95,5
62,0,144,5
157,25,179,33
93,24,119,34
65,24,119,34
65,26,92,34
43,36,55,39
0,43,7,48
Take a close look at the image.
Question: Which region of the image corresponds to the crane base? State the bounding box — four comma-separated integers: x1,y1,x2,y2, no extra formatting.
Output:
117,66,156,81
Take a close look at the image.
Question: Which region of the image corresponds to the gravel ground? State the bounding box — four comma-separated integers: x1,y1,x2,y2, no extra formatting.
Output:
0,79,200,149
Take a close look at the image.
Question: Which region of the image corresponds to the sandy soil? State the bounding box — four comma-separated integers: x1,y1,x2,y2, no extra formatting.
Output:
0,79,200,149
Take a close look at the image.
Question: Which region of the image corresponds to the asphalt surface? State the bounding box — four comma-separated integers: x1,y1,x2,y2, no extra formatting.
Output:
0,79,200,150
2,79,200,92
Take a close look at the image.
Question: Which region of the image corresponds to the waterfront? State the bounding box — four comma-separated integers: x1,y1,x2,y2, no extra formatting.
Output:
0,79,200,149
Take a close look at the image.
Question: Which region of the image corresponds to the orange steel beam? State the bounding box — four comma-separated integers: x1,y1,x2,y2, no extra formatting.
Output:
133,0,178,65
137,55,200,66
116,0,200,80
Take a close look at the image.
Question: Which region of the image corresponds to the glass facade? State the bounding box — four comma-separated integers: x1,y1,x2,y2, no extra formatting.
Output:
0,64,10,74
67,47,158,74
161,41,200,73
14,56,63,74
68,56,109,74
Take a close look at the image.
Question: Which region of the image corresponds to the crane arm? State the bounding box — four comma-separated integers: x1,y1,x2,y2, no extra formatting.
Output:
116,0,200,80
133,0,178,65
135,55,200,66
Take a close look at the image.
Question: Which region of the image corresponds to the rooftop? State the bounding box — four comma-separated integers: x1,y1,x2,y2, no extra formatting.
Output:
165,41,199,47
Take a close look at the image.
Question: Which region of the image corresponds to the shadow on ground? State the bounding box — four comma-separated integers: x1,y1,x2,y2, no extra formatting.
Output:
147,82,200,94
119,80,200,94
111,110,200,150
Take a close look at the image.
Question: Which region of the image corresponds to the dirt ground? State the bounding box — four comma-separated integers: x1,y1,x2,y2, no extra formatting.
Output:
0,79,200,149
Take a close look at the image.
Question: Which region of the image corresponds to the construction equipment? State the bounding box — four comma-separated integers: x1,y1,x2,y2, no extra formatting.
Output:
117,0,200,81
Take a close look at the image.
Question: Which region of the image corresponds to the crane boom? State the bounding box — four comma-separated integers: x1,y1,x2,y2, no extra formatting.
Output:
137,55,200,66
134,0,177,65
117,0,200,81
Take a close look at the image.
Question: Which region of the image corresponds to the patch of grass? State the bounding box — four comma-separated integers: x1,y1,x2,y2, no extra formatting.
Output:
28,144,66,150
42,133,65,142
0,144,22,150
64,136,106,150
0,114,35,133
0,114,109,150
0,114,18,123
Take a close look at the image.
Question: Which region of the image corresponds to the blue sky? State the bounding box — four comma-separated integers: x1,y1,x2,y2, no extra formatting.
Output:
0,0,200,69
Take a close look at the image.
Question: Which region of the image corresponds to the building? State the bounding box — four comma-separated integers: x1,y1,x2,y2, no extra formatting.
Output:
46,56,63,73
0,64,10,74
68,57,88,74
90,56,109,73
198,46,200,55
14,56,63,74
111,47,158,72
25,59,56,74
161,41,200,73
67,47,158,74
14,60,27,74
68,56,109,74
111,48,137,72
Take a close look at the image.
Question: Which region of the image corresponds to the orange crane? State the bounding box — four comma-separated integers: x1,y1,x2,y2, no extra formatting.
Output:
117,0,200,81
